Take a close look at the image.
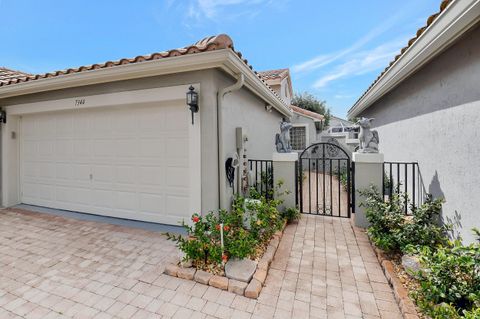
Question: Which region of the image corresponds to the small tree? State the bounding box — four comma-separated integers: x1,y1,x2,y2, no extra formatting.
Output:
292,92,331,127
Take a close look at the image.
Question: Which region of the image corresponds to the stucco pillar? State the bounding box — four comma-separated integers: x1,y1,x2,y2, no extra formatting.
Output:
272,152,298,211
352,152,384,228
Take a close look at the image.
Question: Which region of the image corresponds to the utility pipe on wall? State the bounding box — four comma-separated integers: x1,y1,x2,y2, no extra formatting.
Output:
217,74,245,209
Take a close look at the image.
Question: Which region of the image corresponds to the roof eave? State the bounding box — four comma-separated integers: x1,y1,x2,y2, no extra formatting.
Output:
0,50,229,99
293,110,322,122
224,51,292,117
348,0,480,118
0,49,292,117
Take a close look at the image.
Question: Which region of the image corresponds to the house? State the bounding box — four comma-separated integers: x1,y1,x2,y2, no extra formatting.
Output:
259,68,324,151
288,105,324,151
348,0,480,243
258,68,293,105
0,34,292,225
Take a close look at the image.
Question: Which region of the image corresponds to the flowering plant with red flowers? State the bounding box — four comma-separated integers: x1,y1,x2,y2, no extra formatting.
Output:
167,181,289,270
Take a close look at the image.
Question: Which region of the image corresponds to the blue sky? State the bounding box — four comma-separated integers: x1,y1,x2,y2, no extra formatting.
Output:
0,0,440,117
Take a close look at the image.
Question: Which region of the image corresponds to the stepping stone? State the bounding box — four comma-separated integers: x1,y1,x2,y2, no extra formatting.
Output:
225,258,257,283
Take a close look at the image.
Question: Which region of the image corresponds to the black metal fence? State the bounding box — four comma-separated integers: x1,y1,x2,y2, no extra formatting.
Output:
248,159,274,198
383,162,427,214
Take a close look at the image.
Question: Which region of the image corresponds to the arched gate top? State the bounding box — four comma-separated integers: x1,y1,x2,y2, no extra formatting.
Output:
299,142,350,160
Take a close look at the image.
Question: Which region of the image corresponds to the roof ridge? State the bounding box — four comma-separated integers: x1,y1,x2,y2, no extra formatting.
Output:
0,34,235,87
0,34,288,109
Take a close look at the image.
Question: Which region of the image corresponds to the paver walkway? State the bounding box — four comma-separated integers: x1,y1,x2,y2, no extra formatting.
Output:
0,209,401,318
301,172,349,217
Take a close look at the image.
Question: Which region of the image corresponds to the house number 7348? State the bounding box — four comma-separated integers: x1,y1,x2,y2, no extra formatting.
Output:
75,99,86,106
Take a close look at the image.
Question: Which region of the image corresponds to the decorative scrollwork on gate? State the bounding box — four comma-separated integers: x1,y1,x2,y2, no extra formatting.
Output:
325,138,341,158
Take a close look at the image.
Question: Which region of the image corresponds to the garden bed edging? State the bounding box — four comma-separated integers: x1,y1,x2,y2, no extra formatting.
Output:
368,239,421,319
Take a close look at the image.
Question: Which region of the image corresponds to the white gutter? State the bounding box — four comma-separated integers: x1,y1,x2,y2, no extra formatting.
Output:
348,0,480,118
217,74,245,210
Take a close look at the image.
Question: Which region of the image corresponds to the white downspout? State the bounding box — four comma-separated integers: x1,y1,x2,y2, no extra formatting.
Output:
217,73,245,209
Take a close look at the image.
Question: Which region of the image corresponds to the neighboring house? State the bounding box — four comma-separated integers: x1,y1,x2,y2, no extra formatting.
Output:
289,105,324,151
348,0,480,243
259,68,324,151
0,34,292,225
328,115,352,129
323,116,359,139
258,68,293,105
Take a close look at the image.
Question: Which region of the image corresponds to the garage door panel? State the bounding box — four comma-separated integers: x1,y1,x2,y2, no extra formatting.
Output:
91,165,114,183
93,140,117,158
38,141,55,158
55,113,75,137
20,103,193,225
37,116,56,138
139,193,165,214
166,167,189,188
56,140,74,159
116,191,138,211
165,137,189,166
165,107,189,131
138,166,164,186
166,194,189,218
116,139,139,158
92,189,115,208
139,138,165,158
73,140,92,158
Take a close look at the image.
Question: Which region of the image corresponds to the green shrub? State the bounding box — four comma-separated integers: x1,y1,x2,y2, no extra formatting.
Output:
166,213,224,264
412,238,480,318
359,185,447,253
282,207,301,223
167,189,285,266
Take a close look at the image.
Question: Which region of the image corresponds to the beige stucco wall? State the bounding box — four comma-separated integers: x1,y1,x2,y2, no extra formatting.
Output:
359,24,480,244
0,68,285,217
212,71,284,203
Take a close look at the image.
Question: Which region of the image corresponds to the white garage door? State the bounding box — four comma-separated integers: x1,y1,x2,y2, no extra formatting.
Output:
20,103,194,225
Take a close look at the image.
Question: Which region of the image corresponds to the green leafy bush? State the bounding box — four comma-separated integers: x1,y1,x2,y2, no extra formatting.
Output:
412,238,480,318
167,190,285,267
282,207,301,223
359,186,479,318
166,213,224,264
359,185,448,253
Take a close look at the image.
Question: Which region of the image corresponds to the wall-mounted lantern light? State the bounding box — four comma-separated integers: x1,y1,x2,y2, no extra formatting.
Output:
0,110,6,124
186,85,199,125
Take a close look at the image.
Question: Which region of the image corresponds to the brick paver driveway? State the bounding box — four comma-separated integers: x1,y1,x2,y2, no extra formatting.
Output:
0,209,401,319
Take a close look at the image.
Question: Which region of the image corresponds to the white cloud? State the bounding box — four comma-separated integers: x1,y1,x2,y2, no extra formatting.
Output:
187,0,273,20
312,37,407,89
292,3,412,75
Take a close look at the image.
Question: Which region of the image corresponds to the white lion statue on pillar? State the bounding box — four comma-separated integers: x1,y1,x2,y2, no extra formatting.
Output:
356,117,379,153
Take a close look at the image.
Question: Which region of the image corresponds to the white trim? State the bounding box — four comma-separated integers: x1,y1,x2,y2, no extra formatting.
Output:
0,49,292,118
349,0,480,117
272,152,298,162
5,84,193,115
290,123,309,151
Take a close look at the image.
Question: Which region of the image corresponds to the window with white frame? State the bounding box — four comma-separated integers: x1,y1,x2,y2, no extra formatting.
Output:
290,126,307,150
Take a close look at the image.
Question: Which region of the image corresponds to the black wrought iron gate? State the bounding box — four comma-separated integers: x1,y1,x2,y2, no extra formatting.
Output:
298,142,354,218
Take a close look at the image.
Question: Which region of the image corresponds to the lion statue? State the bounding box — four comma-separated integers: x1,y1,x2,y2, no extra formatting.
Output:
275,120,293,153
356,117,379,153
